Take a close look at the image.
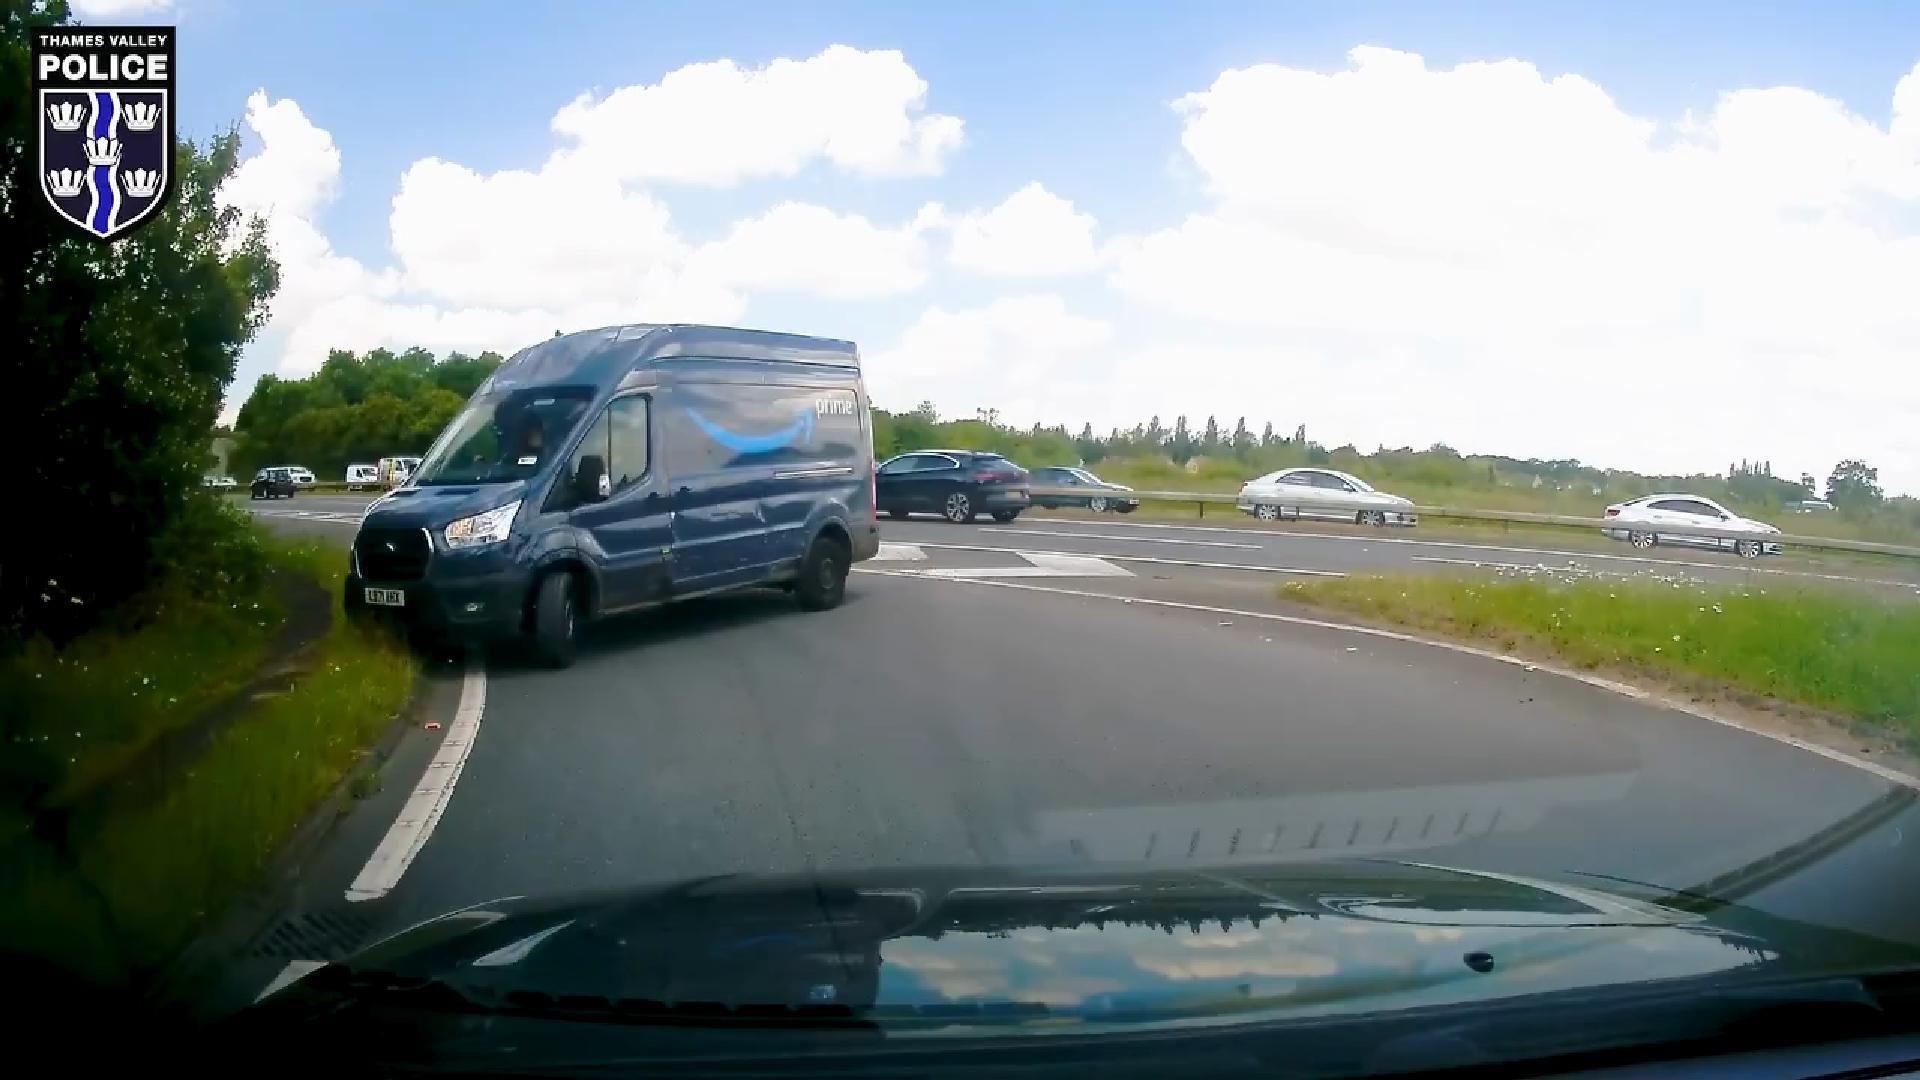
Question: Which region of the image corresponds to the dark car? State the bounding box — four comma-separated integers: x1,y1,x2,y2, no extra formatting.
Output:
233,859,1920,1076
249,467,296,500
875,449,1030,523
344,324,880,667
1030,465,1140,513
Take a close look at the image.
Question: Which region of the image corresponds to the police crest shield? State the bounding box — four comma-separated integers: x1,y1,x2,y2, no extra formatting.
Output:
32,25,176,241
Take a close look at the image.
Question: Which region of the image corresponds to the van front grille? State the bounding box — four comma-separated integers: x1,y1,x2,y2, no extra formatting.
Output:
356,528,431,581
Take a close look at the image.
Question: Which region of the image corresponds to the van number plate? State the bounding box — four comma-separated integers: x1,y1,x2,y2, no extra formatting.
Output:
365,588,405,607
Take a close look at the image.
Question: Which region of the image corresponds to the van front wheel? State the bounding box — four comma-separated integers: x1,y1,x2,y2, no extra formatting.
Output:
795,534,849,611
531,571,578,668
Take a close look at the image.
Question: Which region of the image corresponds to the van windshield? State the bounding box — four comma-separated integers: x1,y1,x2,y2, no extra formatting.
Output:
412,386,595,486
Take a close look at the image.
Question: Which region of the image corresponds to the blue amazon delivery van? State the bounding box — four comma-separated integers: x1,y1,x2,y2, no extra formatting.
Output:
345,324,880,666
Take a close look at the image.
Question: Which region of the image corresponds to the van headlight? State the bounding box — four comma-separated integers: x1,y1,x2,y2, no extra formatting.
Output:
444,501,520,549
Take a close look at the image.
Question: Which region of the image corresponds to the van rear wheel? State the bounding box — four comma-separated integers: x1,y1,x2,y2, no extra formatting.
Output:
795,534,849,611
530,571,578,668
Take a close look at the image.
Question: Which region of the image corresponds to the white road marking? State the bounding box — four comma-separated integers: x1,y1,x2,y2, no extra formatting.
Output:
916,551,1135,579
980,526,1260,549
345,651,487,902
870,542,927,562
255,959,326,1002
910,542,1345,577
857,568,1920,792
246,508,361,525
1022,516,1914,589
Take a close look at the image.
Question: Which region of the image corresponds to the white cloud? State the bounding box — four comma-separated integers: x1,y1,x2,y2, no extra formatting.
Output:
225,47,963,387
1108,47,1920,490
866,295,1114,419
948,183,1103,275
550,45,962,185
685,201,938,300
218,92,397,377
389,157,687,310
69,0,171,16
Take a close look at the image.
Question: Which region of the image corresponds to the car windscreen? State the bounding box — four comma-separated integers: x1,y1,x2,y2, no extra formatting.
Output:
411,386,596,486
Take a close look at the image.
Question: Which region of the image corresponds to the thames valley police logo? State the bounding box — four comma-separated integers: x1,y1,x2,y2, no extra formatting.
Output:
32,25,176,241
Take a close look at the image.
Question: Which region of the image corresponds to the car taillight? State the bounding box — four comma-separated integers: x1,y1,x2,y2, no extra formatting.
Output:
870,466,877,519
1604,507,1619,517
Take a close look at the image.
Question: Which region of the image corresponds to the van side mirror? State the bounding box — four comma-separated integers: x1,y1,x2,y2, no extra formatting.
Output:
574,455,609,504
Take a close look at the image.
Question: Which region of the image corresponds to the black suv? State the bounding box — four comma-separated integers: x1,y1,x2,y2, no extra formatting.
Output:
250,467,297,500
875,450,1030,523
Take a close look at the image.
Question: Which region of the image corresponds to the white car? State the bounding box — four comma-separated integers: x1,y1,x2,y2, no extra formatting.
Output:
283,465,317,487
1237,467,1417,526
1602,494,1781,558
345,463,378,490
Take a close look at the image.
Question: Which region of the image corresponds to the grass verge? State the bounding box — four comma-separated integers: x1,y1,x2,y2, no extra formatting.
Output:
1281,575,1920,746
0,502,282,806
1,528,417,989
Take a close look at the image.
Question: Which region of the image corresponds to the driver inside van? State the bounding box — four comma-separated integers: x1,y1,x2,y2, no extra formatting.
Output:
506,418,545,469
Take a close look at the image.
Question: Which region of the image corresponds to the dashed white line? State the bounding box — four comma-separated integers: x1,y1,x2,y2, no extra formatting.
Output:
908,542,1344,577
870,542,927,562
914,551,1135,579
345,651,487,902
979,526,1260,550
1018,517,1914,589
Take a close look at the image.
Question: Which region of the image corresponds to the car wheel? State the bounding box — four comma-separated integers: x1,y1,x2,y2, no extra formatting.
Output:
1255,503,1281,522
991,509,1021,523
530,571,578,669
795,533,849,611
1088,496,1109,513
1629,531,1656,548
943,492,973,523
1359,510,1387,528
886,508,908,520
1735,539,1762,560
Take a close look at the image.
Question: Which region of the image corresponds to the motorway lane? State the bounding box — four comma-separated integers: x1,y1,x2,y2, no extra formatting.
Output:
249,492,1920,595
229,507,1920,1008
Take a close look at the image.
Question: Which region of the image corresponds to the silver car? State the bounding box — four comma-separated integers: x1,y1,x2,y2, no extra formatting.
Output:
1602,493,1782,558
1236,467,1418,526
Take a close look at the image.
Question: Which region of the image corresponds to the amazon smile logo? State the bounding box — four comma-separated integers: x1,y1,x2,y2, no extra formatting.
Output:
684,407,814,454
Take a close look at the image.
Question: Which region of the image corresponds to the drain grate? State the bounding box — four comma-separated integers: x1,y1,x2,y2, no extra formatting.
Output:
252,908,378,961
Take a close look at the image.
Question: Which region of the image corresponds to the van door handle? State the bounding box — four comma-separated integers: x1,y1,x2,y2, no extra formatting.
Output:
676,486,692,499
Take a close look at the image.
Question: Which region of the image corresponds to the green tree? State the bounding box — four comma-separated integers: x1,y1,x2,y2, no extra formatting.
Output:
230,348,504,477
1261,421,1275,447
1170,415,1192,464
1826,459,1882,510
4,0,279,639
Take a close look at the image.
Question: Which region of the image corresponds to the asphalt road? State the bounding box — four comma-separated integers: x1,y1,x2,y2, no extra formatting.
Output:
250,491,1920,596
218,495,1920,1005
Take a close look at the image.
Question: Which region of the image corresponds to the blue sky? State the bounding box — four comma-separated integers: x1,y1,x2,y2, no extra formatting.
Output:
171,0,1919,262
83,1,1920,491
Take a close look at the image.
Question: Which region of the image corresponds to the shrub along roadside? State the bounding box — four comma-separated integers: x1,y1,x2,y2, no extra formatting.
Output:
0,528,417,991
1280,575,1920,746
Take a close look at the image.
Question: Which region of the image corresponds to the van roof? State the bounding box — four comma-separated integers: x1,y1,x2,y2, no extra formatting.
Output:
488,323,860,391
